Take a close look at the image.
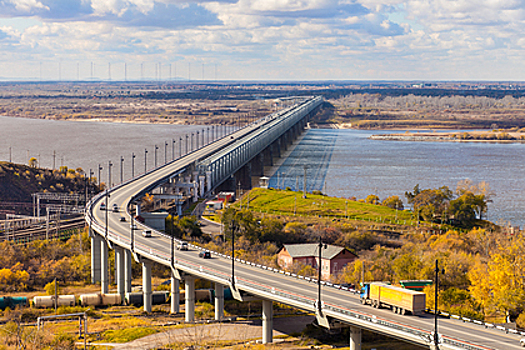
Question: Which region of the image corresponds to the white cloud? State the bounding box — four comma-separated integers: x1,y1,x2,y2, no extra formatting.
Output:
8,0,49,12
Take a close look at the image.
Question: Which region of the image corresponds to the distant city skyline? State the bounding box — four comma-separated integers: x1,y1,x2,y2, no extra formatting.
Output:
0,0,524,81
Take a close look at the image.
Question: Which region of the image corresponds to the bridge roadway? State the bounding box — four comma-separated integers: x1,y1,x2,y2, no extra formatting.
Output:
86,98,520,350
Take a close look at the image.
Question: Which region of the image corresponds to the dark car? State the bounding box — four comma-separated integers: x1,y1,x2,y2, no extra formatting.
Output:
199,251,211,259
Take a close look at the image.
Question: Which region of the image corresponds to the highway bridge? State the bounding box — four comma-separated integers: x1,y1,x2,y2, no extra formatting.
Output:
85,96,520,350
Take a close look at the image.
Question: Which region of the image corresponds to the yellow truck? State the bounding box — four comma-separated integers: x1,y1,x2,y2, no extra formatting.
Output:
360,282,426,315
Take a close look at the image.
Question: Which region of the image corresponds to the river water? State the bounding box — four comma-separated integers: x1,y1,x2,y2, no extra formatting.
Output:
1,115,523,226
270,129,525,227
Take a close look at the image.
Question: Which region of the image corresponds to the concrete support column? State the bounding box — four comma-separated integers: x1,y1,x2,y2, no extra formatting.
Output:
115,246,125,302
124,249,132,293
185,276,195,322
170,272,180,314
142,260,152,313
90,232,101,284
214,283,224,321
135,204,141,217
199,175,206,197
350,326,362,350
100,238,109,294
206,171,212,192
262,299,273,344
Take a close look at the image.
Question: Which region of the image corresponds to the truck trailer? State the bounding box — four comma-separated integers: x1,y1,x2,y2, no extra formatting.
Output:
360,282,426,315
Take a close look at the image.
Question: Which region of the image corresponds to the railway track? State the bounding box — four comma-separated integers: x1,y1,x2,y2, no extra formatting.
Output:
1,216,86,243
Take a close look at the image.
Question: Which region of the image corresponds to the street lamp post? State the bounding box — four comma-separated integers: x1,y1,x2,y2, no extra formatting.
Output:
164,141,168,164
179,137,182,158
171,214,175,266
144,149,148,174
196,131,200,149
172,139,175,161
132,153,135,178
317,236,327,314
191,133,194,151
434,259,445,347
108,161,113,189
98,164,103,189
155,145,158,168
120,156,124,184
185,135,189,155
230,219,236,288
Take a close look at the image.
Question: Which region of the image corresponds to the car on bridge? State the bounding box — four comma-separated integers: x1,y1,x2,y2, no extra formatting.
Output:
112,204,119,212
199,251,211,259
100,203,106,210
520,338,525,347
177,242,189,251
142,230,152,237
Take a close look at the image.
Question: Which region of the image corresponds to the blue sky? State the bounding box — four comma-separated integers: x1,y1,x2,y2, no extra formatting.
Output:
0,0,523,81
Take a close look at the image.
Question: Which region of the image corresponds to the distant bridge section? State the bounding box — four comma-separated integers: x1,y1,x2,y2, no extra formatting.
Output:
199,96,323,193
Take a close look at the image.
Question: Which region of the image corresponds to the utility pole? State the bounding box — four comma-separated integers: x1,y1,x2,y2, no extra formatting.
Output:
434,259,445,348
132,153,135,178
317,236,327,314
120,156,124,184
303,165,307,199
144,148,148,174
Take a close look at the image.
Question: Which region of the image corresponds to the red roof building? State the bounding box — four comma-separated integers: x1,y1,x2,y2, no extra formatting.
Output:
277,243,357,280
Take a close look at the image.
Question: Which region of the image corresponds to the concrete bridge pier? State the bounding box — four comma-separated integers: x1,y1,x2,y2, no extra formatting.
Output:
124,249,132,293
142,259,153,313
214,283,224,321
115,246,125,302
101,238,109,294
185,275,196,322
170,272,180,314
350,326,361,350
262,299,273,344
90,231,101,284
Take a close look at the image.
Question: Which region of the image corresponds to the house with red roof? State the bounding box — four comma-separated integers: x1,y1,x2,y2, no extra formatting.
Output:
277,243,357,280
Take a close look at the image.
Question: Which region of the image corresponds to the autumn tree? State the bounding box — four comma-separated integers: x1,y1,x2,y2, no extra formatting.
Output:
382,195,404,210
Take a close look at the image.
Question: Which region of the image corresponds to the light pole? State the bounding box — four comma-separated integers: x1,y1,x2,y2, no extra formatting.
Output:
191,133,194,151
144,148,148,174
434,259,445,347
132,153,135,178
164,141,168,164
185,135,189,155
230,219,236,288
171,213,175,266
303,165,307,199
108,161,113,189
105,189,110,240
179,137,182,158
98,164,103,189
317,235,327,314
172,139,175,161
120,156,124,184
196,131,200,149
154,145,158,168
207,127,210,144
202,129,204,146
130,211,135,252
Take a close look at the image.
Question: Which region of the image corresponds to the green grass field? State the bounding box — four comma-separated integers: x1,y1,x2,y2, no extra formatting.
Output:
236,188,414,225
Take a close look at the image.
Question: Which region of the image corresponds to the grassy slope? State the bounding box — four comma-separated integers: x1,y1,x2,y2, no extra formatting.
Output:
239,188,413,224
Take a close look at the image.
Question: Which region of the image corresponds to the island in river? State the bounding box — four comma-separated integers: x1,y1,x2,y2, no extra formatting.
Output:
370,130,525,143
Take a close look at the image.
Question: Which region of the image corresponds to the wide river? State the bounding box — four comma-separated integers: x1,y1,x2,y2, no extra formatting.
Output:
1,116,524,227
